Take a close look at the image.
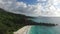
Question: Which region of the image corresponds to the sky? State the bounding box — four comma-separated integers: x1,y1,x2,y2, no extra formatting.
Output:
0,0,60,17
17,0,37,5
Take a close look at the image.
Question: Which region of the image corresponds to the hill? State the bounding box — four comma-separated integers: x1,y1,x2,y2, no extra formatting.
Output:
0,8,57,34
0,8,30,34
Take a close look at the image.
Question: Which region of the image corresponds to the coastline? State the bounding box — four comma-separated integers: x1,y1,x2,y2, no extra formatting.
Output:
14,26,32,34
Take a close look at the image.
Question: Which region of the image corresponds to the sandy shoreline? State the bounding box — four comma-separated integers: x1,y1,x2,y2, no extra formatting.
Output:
14,26,32,34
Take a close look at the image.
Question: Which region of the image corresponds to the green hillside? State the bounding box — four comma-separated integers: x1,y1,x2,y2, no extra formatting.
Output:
0,8,29,34
0,8,56,34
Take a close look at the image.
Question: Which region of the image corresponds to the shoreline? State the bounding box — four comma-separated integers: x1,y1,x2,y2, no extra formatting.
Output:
14,26,32,34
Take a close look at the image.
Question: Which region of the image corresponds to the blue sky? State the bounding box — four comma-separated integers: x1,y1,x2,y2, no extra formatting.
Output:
17,0,37,5
0,0,60,17
17,0,48,6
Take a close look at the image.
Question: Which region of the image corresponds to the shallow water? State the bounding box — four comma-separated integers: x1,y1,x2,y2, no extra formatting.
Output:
29,25,60,34
28,17,60,34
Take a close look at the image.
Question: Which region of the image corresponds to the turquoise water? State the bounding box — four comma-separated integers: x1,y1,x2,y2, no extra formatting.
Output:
28,17,60,34
29,26,60,34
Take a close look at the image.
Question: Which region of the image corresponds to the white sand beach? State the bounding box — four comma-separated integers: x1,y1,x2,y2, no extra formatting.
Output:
14,26,32,34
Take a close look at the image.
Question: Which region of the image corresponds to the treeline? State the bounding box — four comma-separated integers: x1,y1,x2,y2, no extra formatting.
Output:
0,8,57,34
0,8,30,34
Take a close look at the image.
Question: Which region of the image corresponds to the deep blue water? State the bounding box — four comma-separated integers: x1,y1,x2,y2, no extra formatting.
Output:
28,17,60,34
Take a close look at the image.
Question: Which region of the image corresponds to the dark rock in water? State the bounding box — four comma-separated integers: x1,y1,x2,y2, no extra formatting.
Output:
38,23,58,26
24,20,58,26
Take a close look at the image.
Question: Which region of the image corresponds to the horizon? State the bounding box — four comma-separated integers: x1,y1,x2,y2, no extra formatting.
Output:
0,0,60,17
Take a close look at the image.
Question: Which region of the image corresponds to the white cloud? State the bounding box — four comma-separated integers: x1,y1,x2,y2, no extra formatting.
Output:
0,0,16,10
0,0,60,17
37,0,47,2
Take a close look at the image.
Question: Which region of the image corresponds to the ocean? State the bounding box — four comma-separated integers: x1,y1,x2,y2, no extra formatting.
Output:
29,25,60,34
28,17,60,34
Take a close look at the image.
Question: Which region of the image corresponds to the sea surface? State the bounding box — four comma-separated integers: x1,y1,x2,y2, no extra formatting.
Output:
28,17,60,34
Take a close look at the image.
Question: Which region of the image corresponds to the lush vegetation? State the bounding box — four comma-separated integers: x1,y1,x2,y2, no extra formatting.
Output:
0,8,31,34
0,8,57,34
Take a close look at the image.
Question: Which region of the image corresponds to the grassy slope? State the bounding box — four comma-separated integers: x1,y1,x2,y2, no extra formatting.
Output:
0,8,29,34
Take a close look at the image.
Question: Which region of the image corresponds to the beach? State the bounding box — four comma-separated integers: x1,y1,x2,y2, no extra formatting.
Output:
14,26,31,34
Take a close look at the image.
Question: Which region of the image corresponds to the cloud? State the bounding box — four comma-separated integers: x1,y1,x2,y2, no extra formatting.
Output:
0,0,16,10
37,0,47,2
0,0,60,17
0,0,42,17
14,2,42,17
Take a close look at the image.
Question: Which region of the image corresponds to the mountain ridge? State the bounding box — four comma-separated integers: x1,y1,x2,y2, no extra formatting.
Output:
0,8,29,34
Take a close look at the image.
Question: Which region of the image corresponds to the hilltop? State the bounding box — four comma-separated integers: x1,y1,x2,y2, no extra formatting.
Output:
0,8,30,34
